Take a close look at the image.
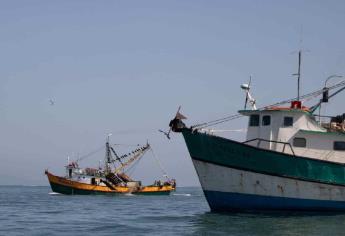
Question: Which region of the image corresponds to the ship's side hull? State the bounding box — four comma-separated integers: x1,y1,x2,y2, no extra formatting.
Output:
45,171,173,195
182,129,345,211
49,181,117,195
193,159,345,211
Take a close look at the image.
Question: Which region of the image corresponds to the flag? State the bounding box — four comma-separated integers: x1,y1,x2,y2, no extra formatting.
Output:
175,111,187,120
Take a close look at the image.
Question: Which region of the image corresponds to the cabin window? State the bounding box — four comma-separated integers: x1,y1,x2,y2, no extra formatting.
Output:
249,114,260,127
293,137,306,148
283,117,293,127
262,115,271,126
334,141,345,151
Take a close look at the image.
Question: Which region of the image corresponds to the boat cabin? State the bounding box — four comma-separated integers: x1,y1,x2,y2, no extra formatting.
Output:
239,101,345,163
65,162,104,185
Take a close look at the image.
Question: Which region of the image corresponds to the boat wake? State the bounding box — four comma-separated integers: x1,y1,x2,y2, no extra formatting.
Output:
48,192,61,195
173,193,191,197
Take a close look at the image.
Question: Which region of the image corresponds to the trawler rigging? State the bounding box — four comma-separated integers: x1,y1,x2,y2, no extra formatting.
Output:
45,137,176,195
188,78,345,130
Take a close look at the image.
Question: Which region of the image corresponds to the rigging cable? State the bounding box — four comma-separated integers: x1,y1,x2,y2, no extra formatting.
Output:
125,155,142,176
192,79,345,129
75,145,105,163
112,143,141,147
149,148,169,178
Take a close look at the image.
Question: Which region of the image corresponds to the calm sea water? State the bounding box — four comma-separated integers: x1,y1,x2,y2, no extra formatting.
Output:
1,186,345,236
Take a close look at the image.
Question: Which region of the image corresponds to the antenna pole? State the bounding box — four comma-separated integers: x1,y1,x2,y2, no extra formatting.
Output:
105,134,112,174
244,76,252,110
297,50,301,101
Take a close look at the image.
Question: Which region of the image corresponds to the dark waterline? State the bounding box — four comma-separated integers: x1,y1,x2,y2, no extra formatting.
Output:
1,186,345,235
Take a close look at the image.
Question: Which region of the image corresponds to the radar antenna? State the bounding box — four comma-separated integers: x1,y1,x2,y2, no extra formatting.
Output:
241,76,257,110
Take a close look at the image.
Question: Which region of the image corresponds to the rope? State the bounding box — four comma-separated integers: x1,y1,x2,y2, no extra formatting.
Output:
112,143,140,147
201,128,247,133
192,114,244,129
266,79,345,108
149,149,169,178
125,155,142,176
76,145,104,163
193,79,345,129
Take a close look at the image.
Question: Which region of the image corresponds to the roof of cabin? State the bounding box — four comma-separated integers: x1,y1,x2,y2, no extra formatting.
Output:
238,108,311,116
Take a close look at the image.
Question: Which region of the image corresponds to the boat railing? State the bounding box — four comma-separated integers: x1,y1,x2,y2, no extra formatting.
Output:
243,138,296,156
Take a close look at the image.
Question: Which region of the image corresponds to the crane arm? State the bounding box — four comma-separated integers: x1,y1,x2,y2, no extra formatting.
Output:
113,144,150,174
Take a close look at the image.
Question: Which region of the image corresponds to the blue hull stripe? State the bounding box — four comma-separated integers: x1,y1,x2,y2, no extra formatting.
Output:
204,190,345,212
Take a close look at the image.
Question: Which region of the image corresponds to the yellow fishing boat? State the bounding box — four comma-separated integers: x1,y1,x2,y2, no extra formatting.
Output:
45,136,176,195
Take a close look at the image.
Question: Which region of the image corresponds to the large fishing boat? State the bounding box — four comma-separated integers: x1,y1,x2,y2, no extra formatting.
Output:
45,136,176,195
169,52,345,211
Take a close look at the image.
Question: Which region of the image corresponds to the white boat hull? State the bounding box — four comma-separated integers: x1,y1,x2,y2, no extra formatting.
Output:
192,159,345,211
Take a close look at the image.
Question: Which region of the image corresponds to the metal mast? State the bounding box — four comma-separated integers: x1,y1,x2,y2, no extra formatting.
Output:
292,49,302,101
105,134,112,174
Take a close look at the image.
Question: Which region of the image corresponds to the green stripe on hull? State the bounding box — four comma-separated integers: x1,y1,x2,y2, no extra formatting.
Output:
182,129,345,186
49,182,171,195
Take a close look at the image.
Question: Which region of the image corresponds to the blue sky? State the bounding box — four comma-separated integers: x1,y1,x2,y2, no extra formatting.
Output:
1,0,345,186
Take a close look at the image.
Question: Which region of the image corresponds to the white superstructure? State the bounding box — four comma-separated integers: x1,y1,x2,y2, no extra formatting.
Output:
239,102,345,162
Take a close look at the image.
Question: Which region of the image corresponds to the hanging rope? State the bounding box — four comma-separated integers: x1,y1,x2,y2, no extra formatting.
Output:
192,79,345,129
125,156,142,176
149,148,169,178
